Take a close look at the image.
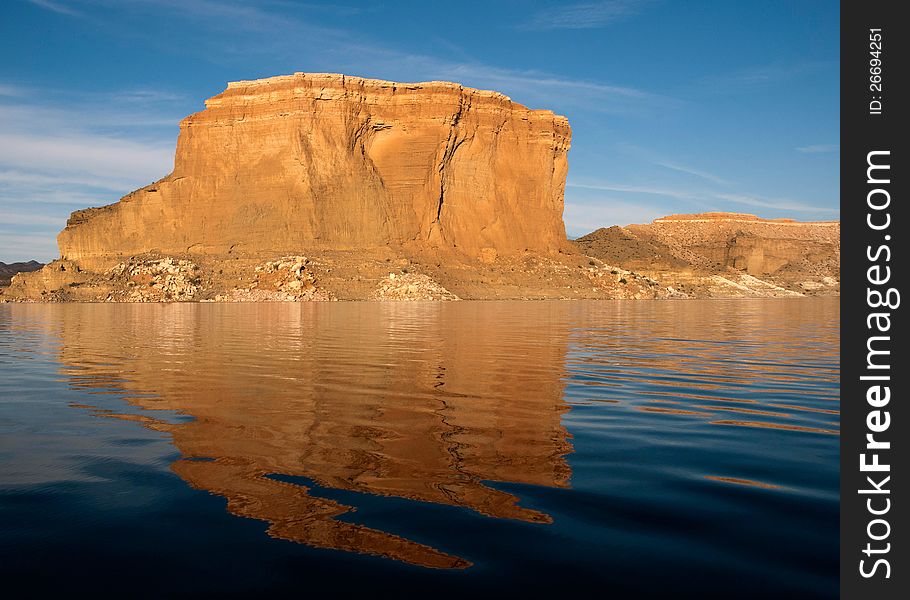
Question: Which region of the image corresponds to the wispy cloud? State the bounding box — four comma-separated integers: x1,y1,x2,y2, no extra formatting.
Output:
0,133,173,183
796,144,839,154
519,0,656,31
611,144,729,185
691,60,836,95
0,231,59,262
111,89,190,104
0,83,189,131
727,61,835,86
0,210,67,227
568,181,702,200
0,170,138,193
712,193,839,215
25,0,81,16
88,0,351,38
432,63,672,115
271,2,376,18
653,160,729,185
443,64,652,99
0,189,128,207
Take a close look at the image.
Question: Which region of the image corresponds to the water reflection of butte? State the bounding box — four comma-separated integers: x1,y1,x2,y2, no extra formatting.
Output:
57,303,573,569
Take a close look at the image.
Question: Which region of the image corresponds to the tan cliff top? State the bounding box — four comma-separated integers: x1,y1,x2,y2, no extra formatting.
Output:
224,72,516,101
201,72,566,124
652,212,839,225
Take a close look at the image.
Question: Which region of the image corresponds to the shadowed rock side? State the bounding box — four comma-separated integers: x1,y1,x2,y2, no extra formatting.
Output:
53,303,573,568
574,213,840,297
57,73,571,269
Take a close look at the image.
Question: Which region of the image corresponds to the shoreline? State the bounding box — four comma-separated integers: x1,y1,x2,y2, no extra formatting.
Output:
1,295,839,304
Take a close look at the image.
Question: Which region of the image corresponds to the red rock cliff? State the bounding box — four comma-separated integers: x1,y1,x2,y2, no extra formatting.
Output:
57,73,572,268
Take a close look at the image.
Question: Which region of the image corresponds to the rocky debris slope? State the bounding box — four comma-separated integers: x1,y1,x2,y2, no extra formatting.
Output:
55,73,571,272
105,257,201,302
2,253,335,303
574,227,691,272
581,259,689,299
574,213,839,297
212,256,333,302
372,272,459,301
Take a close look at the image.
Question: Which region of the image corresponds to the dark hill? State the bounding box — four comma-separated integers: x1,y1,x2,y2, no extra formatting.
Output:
0,261,44,286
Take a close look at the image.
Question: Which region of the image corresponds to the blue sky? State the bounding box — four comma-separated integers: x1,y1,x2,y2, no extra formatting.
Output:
0,0,839,262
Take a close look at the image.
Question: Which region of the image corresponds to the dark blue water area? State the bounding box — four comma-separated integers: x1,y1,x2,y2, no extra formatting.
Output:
0,301,839,597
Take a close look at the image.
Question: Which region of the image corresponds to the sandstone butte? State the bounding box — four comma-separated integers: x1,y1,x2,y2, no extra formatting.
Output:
2,73,840,302
59,73,571,267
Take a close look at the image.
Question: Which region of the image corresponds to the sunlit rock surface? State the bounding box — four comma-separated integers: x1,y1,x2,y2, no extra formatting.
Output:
57,73,572,270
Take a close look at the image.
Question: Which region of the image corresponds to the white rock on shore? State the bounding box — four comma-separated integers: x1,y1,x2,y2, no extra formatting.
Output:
372,272,459,301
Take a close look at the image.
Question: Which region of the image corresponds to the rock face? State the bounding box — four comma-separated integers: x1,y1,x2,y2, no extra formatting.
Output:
58,73,571,270
575,212,840,297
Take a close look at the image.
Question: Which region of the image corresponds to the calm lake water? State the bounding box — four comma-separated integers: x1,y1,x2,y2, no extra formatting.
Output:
0,299,838,597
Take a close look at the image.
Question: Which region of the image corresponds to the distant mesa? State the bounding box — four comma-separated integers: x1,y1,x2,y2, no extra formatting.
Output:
652,211,838,225
574,212,840,297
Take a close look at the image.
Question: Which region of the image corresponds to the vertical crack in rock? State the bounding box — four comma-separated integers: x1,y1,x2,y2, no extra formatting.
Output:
434,91,473,226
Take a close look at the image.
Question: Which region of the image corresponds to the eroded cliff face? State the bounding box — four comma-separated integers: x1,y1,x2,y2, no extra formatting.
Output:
57,73,571,269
